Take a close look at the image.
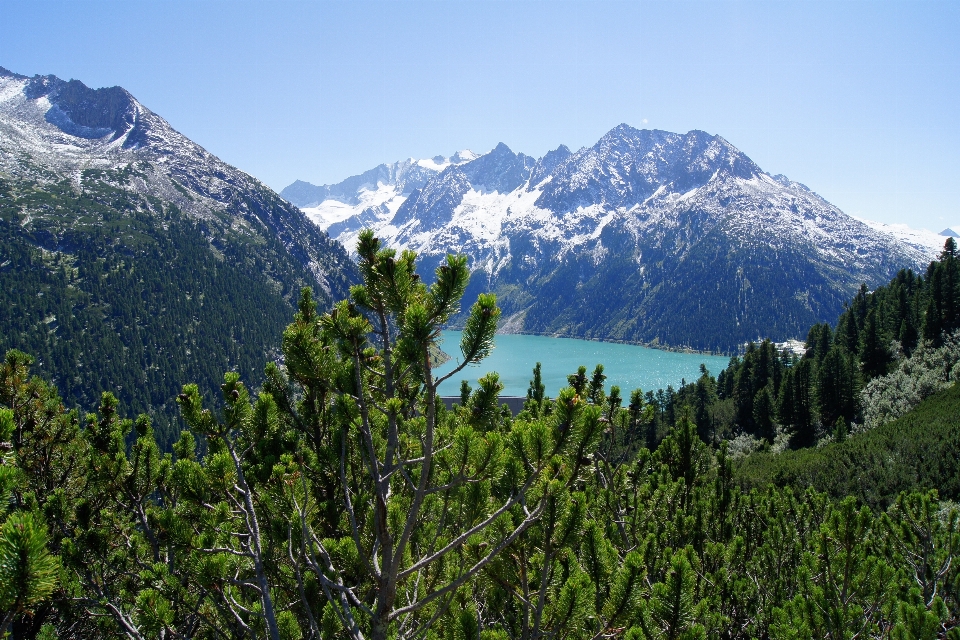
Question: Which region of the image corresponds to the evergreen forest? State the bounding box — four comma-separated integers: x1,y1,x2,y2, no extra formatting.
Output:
637,237,960,474
2,230,959,639
0,171,353,450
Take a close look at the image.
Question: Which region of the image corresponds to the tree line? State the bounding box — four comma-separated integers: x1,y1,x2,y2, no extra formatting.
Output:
594,238,960,456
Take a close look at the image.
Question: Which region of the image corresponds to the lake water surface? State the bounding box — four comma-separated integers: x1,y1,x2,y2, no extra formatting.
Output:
433,331,731,397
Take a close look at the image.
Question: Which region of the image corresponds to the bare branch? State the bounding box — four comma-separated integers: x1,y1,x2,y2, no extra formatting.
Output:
391,497,546,619
400,469,544,580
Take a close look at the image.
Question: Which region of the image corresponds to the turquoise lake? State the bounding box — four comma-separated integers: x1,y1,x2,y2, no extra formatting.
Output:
433,331,731,397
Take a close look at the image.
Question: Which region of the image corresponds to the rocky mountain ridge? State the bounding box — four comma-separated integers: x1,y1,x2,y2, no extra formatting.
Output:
285,125,946,351
0,66,355,443
0,66,352,297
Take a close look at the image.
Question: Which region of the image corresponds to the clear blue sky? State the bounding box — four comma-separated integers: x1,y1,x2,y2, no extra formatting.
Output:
1,0,958,230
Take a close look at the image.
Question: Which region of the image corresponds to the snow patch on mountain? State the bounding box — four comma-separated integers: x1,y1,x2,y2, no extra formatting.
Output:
855,217,949,260
282,150,481,212
282,124,945,349
0,69,352,299
289,126,940,285
302,182,404,228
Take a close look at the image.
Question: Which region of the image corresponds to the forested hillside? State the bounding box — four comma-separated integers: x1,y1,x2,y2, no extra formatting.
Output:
0,171,354,448
0,68,358,448
615,238,960,453
735,380,960,509
2,232,958,639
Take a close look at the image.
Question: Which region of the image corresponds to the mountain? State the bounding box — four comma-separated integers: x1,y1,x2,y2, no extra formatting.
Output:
285,125,945,352
0,67,356,445
281,150,481,235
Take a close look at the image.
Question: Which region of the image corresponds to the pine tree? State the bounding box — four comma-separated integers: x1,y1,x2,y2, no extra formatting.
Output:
692,364,717,443
734,353,756,433
568,365,588,397
525,361,546,416
606,385,623,423
817,346,857,428
785,358,816,447
527,362,546,405
265,231,601,640
0,407,60,636
859,309,891,379
0,512,59,635
753,387,775,443
646,548,706,640
588,364,607,405
940,237,959,334
466,371,505,431
832,417,848,443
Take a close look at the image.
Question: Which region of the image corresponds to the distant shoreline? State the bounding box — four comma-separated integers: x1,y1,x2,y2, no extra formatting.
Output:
446,326,735,358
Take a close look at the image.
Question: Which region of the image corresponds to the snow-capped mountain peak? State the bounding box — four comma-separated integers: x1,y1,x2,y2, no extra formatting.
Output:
282,124,946,351
450,149,480,163
283,147,490,229
0,68,351,299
